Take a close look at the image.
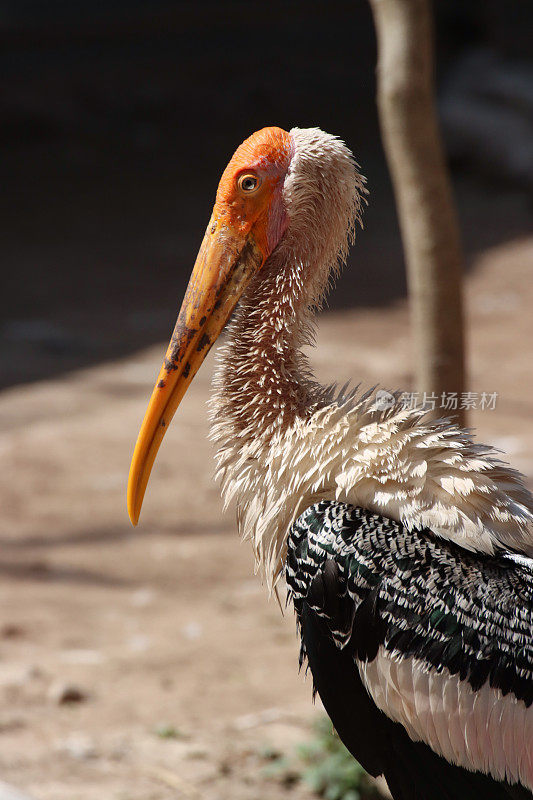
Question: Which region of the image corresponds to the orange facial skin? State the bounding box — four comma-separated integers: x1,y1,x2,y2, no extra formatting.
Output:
214,126,293,257
127,127,293,525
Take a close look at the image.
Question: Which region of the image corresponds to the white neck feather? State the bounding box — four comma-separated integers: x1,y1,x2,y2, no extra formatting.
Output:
211,253,321,437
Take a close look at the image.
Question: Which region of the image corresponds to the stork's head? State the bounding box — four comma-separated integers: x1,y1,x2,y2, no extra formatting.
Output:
127,126,365,525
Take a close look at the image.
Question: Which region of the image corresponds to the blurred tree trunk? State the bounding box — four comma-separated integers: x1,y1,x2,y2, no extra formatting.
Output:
368,0,466,426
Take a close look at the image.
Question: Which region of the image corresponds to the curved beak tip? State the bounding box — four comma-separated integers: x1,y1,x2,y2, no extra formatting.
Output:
127,488,140,527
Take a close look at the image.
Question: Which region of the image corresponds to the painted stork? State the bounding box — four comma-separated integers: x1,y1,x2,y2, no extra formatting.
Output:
127,127,533,799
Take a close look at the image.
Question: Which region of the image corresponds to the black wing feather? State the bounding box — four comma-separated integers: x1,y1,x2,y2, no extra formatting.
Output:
286,500,533,800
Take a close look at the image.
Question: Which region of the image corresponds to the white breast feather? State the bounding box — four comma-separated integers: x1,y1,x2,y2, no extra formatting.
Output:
212,390,533,590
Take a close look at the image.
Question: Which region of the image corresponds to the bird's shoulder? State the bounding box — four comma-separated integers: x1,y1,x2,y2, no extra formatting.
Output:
302,390,533,558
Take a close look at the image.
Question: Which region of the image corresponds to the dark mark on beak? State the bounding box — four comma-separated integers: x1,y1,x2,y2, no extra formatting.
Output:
157,379,166,388
196,333,211,351
169,327,197,364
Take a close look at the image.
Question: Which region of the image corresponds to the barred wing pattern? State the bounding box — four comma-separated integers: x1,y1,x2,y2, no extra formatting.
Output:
286,501,533,799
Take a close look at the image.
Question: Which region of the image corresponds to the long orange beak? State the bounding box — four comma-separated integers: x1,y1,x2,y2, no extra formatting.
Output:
127,213,265,525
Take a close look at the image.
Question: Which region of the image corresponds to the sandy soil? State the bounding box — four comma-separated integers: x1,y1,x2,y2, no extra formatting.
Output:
0,236,532,799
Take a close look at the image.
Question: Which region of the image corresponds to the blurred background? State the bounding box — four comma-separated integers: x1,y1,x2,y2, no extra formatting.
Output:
0,2,532,798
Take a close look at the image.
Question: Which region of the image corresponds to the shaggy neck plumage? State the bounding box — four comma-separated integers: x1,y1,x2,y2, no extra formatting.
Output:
212,247,324,441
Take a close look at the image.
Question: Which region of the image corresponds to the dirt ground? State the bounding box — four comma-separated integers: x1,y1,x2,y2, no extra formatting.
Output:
1,236,532,799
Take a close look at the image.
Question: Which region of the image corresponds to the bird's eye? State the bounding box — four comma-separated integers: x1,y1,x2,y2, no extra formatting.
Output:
238,173,260,193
